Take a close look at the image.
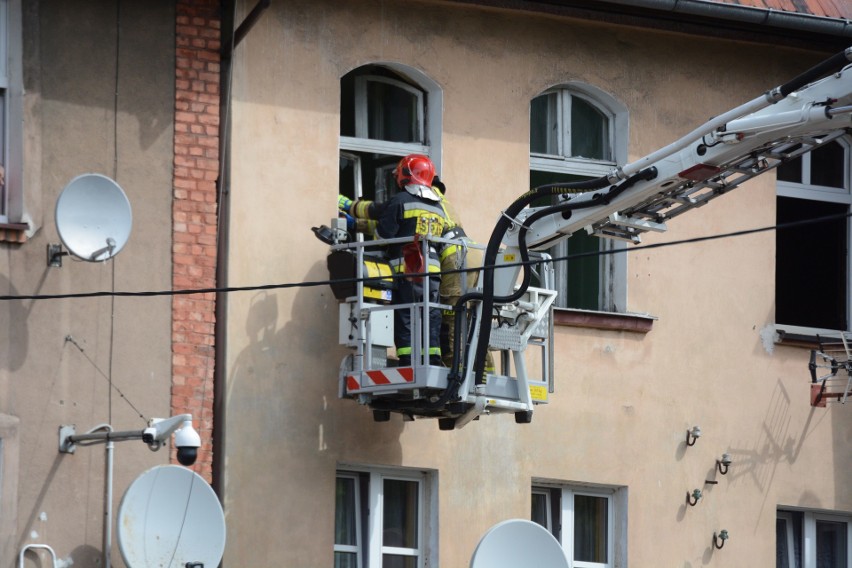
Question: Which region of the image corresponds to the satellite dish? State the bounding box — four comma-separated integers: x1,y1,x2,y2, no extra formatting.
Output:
117,465,226,568
54,173,132,262
470,519,569,568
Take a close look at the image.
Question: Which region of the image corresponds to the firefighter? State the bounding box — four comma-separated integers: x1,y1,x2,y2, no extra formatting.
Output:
430,180,495,372
340,171,494,371
375,154,449,367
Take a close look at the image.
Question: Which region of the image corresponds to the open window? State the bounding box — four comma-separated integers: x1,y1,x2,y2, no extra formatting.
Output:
775,139,851,334
529,85,628,312
339,64,442,206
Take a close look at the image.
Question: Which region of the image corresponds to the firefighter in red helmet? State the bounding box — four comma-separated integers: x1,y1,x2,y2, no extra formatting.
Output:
375,154,449,366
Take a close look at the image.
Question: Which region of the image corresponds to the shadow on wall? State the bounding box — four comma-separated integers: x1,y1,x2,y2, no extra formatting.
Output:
39,0,174,154
227,262,404,468
727,379,825,523
0,272,28,374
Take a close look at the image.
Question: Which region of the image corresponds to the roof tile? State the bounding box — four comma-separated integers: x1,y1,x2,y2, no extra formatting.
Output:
707,0,852,19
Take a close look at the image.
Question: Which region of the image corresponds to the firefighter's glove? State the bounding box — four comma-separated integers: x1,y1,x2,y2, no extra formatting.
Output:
338,194,353,213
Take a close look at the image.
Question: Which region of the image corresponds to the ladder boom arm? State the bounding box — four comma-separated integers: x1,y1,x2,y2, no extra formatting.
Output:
472,47,852,386
504,59,852,250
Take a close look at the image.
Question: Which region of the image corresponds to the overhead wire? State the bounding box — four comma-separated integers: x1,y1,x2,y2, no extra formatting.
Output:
1,210,849,302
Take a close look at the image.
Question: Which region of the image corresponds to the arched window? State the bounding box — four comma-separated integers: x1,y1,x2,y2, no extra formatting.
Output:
529,84,628,312
339,64,442,204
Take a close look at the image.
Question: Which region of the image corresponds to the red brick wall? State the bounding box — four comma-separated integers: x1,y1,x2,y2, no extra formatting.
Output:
172,0,220,482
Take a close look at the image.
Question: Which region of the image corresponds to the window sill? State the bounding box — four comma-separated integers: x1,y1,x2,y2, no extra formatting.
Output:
553,307,656,333
0,222,28,243
772,324,850,349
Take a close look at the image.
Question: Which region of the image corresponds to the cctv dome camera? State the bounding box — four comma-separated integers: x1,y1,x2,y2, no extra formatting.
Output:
174,420,201,466
177,446,199,466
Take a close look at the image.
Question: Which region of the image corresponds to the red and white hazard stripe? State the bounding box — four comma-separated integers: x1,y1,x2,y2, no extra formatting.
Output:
347,367,415,392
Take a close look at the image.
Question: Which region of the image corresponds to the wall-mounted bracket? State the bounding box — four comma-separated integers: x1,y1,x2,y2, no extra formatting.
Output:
47,244,68,267
58,425,77,453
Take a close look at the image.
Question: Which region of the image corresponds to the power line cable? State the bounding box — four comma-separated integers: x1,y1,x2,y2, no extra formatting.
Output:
2,211,849,302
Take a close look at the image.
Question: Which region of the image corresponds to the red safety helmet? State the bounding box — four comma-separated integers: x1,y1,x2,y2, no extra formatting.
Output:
394,154,438,200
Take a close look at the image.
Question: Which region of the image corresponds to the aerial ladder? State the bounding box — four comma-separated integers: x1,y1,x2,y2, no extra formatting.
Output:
321,47,852,429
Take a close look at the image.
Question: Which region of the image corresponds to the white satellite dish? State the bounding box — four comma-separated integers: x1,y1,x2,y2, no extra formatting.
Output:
117,465,226,568
53,173,132,263
470,519,570,568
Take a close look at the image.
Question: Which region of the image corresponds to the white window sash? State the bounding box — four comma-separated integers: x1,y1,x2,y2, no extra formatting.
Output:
529,155,615,178
354,75,425,143
334,473,363,567
559,91,569,157
777,181,852,203
561,488,613,568
793,511,852,568
532,487,554,534
0,0,21,224
367,470,424,567
777,511,797,568
339,135,429,158
0,0,8,88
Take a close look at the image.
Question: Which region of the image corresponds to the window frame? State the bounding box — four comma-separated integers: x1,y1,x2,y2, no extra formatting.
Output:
777,509,852,568
529,83,629,313
334,472,364,567
777,511,798,568
336,466,436,568
774,137,852,337
0,414,20,561
532,482,627,568
339,63,442,174
0,0,23,226
353,75,425,145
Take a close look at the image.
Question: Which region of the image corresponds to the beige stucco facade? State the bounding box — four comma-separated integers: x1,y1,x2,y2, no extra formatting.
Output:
2,1,850,567
223,1,851,566
1,2,177,567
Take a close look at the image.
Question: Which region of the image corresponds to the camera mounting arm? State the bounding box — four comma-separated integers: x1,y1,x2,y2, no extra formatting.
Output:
59,414,200,465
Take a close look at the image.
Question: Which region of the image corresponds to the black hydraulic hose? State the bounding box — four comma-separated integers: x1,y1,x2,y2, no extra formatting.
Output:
469,167,659,386
467,176,611,385
774,47,852,100
446,178,611,379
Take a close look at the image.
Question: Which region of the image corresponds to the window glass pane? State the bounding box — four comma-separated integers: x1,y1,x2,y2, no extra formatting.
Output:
335,477,358,546
571,96,609,161
339,154,358,200
0,92,5,216
777,518,791,568
382,555,417,568
811,142,846,189
574,495,608,563
335,552,359,568
368,81,420,143
529,170,601,310
775,197,848,330
816,520,848,568
340,74,356,137
777,149,803,183
383,479,419,549
531,93,558,155
532,492,549,529
565,232,600,310
338,151,400,204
